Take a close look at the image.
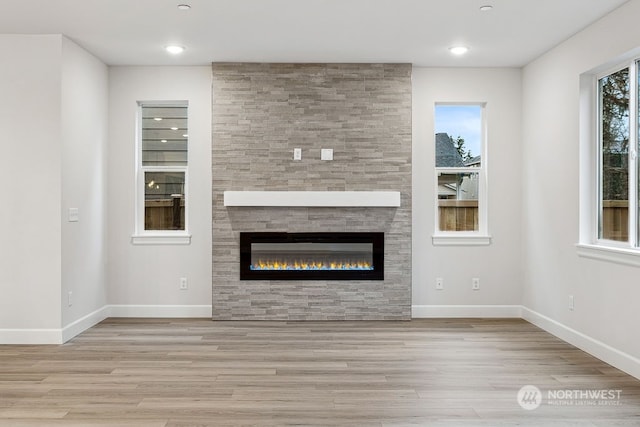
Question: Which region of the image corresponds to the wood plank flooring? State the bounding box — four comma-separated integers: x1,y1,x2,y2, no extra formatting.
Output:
1,318,639,426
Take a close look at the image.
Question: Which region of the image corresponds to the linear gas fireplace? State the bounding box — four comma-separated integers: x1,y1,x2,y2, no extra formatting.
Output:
240,232,384,280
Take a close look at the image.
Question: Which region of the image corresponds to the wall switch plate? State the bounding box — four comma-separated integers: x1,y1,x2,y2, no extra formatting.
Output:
472,278,480,290
68,208,79,222
321,148,333,161
68,291,73,307
293,148,302,160
569,295,574,311
179,277,188,290
436,277,444,290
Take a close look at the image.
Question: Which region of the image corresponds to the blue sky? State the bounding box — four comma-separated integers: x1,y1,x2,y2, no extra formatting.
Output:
434,105,482,158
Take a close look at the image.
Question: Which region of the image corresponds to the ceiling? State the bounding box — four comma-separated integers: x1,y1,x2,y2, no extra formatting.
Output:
0,0,629,67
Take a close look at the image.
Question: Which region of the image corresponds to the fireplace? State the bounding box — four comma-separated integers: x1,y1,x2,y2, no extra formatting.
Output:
240,232,384,280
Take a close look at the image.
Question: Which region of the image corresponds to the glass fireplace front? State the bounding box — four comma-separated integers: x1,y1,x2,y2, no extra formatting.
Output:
239,232,384,280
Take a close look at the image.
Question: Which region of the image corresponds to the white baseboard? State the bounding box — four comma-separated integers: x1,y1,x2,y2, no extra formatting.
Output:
412,304,523,318
61,305,110,343
108,304,212,318
0,305,212,344
0,306,110,344
521,306,640,381
0,328,63,344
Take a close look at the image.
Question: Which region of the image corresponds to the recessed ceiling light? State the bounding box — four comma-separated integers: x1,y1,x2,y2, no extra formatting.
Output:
177,4,191,10
182,134,189,138
171,127,179,130
165,45,185,55
479,5,493,12
161,139,168,143
153,117,163,121
449,46,469,56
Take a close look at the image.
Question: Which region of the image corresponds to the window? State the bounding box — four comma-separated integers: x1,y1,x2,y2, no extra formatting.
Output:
133,103,190,244
578,55,640,265
433,104,489,245
596,62,638,247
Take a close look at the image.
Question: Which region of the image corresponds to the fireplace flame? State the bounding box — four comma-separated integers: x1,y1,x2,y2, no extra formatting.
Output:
251,259,373,271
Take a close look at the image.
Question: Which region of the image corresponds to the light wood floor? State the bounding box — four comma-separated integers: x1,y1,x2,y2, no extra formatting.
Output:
1,318,639,426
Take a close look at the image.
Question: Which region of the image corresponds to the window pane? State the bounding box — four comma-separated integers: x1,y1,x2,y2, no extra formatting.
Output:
435,105,482,167
599,68,629,241
638,61,640,247
437,172,479,231
145,171,185,230
141,106,188,166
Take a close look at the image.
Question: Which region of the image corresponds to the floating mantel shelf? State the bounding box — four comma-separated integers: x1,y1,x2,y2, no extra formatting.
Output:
223,191,401,207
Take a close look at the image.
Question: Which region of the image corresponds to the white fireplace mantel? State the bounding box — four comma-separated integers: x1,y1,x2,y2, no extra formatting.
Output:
223,191,401,207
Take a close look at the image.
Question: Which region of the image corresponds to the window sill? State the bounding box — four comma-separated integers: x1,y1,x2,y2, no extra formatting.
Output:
432,234,492,246
576,243,640,268
131,233,192,245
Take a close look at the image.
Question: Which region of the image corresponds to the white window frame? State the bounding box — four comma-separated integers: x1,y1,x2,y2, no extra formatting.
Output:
131,101,191,245
577,50,640,266
432,102,491,246
596,63,637,249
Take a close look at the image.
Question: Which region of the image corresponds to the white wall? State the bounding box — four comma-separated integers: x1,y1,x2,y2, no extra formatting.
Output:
108,67,212,314
0,35,109,342
522,0,640,376
412,68,523,316
60,37,109,331
0,35,63,339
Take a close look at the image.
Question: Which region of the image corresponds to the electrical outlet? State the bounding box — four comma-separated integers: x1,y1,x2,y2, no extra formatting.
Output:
179,277,188,290
68,208,79,222
472,278,480,290
293,148,302,160
569,295,574,311
436,277,444,290
68,291,73,307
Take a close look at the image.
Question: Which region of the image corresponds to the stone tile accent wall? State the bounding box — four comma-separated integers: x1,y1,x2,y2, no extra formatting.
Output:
212,63,412,320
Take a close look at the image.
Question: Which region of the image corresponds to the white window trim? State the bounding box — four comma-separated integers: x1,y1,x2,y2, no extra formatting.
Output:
576,243,640,268
132,101,191,245
432,102,491,246
432,234,492,246
578,48,640,265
